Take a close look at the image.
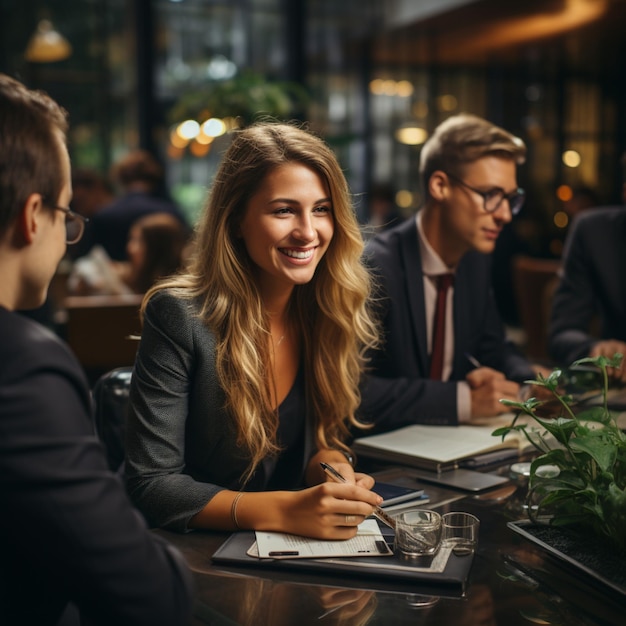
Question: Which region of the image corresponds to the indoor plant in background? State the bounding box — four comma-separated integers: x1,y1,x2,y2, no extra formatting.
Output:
494,353,626,555
169,70,310,128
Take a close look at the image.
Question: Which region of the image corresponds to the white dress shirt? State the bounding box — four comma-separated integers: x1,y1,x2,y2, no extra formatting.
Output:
416,213,472,422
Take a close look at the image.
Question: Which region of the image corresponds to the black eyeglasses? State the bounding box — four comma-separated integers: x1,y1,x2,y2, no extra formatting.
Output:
445,172,525,216
46,203,89,244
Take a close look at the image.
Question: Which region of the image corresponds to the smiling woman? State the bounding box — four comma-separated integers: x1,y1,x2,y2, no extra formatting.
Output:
239,162,334,292
125,122,383,540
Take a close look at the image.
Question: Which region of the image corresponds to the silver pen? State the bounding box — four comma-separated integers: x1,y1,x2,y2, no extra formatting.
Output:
319,462,396,530
464,352,482,369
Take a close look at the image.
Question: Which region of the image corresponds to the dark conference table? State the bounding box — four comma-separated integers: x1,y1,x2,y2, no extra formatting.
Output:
156,465,624,625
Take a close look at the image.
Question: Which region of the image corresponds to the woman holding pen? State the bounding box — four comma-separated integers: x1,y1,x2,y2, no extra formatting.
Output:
125,122,383,539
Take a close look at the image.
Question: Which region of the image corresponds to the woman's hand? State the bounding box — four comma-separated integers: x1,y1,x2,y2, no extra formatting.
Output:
276,481,383,540
198,449,382,538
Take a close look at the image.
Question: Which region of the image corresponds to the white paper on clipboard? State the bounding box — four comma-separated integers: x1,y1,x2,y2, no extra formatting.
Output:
252,519,392,559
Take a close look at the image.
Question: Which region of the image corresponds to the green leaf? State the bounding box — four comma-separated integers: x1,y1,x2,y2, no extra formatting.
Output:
569,433,617,472
575,406,612,424
531,415,577,445
492,424,526,438
573,353,623,370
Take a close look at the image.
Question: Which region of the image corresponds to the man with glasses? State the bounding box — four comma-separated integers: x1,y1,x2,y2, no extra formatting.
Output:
362,113,541,429
0,74,193,625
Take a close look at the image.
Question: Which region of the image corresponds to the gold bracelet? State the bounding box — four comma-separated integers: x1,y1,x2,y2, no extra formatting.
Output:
231,492,244,530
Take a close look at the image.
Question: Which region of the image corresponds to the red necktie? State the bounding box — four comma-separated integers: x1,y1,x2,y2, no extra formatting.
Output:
429,273,454,380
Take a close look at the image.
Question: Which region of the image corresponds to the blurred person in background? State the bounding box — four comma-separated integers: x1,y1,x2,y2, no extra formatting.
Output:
91,149,188,261
67,168,114,259
122,211,190,293
68,211,189,296
548,155,626,379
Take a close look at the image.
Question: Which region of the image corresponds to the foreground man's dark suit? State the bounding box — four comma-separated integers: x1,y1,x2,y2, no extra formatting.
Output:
0,307,193,626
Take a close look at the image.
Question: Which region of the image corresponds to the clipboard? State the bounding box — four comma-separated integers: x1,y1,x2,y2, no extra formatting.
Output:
211,531,474,592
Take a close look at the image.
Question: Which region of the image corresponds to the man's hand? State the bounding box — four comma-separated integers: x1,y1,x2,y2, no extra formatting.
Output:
526,364,556,400
466,367,520,418
590,340,626,383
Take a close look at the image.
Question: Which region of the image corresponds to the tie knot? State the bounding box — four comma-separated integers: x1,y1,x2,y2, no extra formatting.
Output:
436,273,454,290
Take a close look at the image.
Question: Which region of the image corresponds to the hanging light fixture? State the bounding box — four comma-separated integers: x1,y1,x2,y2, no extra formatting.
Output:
25,19,72,63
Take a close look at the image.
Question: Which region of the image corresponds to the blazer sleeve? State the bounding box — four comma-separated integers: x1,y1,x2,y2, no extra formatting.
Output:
125,291,224,532
357,373,458,433
0,326,193,626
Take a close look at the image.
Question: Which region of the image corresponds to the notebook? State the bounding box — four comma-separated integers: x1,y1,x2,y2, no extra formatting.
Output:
352,420,530,473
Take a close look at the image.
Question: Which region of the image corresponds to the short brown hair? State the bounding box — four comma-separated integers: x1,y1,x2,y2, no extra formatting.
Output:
419,113,526,201
111,149,163,189
0,74,68,232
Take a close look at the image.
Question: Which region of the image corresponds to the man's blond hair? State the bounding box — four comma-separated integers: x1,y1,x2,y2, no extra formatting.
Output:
419,113,526,201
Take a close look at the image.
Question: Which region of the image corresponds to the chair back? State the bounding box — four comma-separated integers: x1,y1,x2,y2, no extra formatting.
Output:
63,293,143,383
92,366,133,473
512,255,561,362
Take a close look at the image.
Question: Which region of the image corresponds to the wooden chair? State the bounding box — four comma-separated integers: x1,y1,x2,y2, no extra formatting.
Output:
63,294,144,384
511,255,561,363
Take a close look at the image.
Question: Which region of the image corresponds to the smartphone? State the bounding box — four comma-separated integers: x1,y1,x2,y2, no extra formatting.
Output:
372,482,425,506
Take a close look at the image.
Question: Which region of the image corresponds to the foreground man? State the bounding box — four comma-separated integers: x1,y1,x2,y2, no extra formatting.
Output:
0,74,193,625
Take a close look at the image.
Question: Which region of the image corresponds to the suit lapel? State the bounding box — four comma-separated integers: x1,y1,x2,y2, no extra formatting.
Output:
398,220,429,374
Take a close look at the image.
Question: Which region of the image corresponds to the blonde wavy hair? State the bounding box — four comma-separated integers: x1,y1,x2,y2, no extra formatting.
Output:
143,122,378,481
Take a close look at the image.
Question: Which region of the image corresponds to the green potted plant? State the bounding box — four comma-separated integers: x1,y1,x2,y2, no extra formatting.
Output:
169,70,310,127
494,353,626,553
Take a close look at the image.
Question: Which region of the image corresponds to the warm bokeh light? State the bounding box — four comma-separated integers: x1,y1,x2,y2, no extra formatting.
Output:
382,80,396,95
554,210,569,229
201,117,227,137
369,79,385,95
562,150,581,168
395,190,413,209
395,80,414,97
195,132,214,146
189,140,211,158
169,128,189,149
177,119,200,140
437,94,458,112
557,184,573,202
369,78,414,98
395,126,428,146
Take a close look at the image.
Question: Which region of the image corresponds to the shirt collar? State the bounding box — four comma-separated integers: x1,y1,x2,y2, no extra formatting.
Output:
415,211,453,277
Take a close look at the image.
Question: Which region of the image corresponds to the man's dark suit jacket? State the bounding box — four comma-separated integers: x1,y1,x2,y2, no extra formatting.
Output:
549,206,626,365
0,308,193,626
360,217,533,431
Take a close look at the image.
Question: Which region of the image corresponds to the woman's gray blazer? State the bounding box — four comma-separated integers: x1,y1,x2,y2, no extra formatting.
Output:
125,290,315,532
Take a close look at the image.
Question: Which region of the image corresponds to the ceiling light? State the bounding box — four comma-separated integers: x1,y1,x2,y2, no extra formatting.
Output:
24,19,72,63
395,125,428,146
